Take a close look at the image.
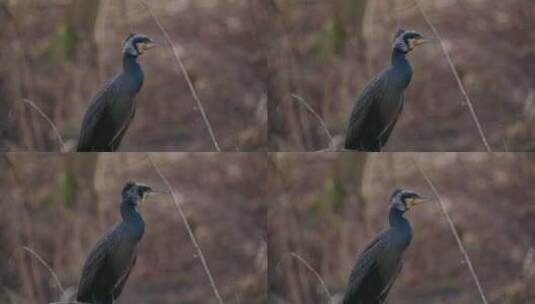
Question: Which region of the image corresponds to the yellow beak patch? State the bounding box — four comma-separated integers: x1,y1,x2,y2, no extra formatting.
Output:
408,37,428,50
142,42,156,50
136,42,156,54
406,197,427,208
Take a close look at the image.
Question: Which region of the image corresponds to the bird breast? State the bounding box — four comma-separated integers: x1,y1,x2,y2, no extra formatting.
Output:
377,69,408,121
377,237,406,277
111,92,136,122
110,74,141,123
109,235,138,276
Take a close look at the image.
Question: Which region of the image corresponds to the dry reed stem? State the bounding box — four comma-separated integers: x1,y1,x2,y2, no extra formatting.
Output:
290,94,333,146
21,99,65,151
414,162,489,304
146,154,224,304
288,252,332,301
22,246,64,297
139,0,221,152
416,1,492,152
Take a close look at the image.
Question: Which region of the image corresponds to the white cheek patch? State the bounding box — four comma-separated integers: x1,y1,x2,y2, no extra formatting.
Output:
393,201,407,211
394,37,409,52
123,42,140,56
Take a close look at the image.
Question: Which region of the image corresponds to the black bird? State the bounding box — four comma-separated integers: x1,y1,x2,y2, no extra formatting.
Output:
343,189,428,304
77,182,159,304
77,33,156,152
345,30,428,151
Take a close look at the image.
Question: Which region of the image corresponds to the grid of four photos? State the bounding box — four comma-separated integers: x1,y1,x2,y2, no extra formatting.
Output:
1,1,534,304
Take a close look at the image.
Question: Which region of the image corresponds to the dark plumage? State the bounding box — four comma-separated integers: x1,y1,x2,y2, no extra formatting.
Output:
76,182,155,304
77,33,156,152
343,189,428,304
345,30,428,151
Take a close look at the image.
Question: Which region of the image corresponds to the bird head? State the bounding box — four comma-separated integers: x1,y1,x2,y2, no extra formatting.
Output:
122,33,157,57
121,181,157,206
393,29,428,53
391,188,428,212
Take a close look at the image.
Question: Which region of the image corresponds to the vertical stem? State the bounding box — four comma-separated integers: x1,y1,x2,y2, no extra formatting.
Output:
147,155,224,304
415,161,489,304
416,1,492,152
140,1,221,152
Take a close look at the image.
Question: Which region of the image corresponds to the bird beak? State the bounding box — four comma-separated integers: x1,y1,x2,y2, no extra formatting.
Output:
407,196,429,208
415,37,431,46
147,190,168,196
144,41,158,50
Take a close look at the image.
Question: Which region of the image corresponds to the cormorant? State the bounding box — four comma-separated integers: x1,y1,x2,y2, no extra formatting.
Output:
345,30,428,151
76,182,159,304
342,189,428,304
77,33,156,152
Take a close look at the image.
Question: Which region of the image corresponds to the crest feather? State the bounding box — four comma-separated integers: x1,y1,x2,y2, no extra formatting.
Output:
394,29,406,41
124,32,136,43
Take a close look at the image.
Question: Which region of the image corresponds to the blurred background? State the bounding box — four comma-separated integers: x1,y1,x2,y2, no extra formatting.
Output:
0,0,267,151
0,153,267,303
268,153,535,303
266,0,535,151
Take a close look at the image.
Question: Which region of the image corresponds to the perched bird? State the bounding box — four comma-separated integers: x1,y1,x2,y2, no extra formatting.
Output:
77,182,160,304
345,30,428,151
77,33,157,152
343,189,428,304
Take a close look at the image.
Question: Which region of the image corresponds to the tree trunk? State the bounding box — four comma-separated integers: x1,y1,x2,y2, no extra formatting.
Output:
64,0,102,135
65,0,101,64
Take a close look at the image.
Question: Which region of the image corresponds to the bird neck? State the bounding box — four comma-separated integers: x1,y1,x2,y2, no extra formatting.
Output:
123,53,141,73
390,48,413,89
391,48,410,68
389,208,410,229
389,208,413,247
120,200,144,224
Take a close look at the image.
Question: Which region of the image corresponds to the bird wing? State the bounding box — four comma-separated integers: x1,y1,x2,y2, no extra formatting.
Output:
112,255,137,299
77,78,121,151
345,72,388,149
378,261,402,303
76,233,113,301
343,230,390,304
110,108,136,151
377,93,404,145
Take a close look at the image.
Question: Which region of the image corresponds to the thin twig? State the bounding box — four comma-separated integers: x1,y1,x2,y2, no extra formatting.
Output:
290,94,333,145
416,1,491,152
288,252,332,301
20,99,65,151
22,246,64,296
414,162,489,304
146,155,224,304
139,0,221,152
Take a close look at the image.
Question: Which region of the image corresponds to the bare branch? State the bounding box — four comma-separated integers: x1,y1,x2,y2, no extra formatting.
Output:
290,94,333,146
414,162,489,304
416,1,492,152
289,252,332,301
20,99,65,151
146,154,224,304
139,0,221,152
22,246,64,297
